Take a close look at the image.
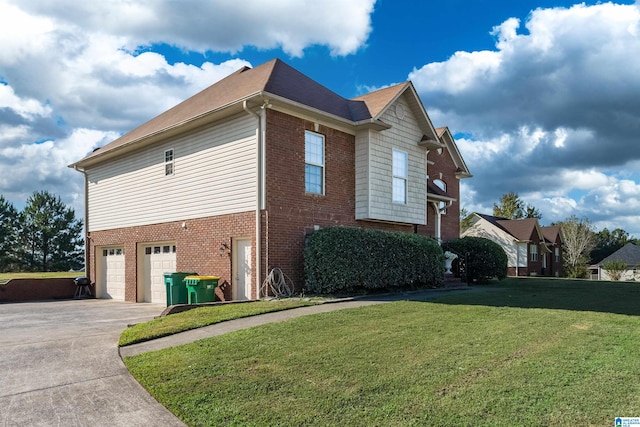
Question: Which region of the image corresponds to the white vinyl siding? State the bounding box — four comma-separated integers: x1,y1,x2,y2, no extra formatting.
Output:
355,93,427,224
86,114,257,231
462,219,527,269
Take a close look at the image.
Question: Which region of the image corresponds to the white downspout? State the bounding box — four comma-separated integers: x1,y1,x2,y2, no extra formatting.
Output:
431,201,441,243
73,166,90,277
243,100,266,299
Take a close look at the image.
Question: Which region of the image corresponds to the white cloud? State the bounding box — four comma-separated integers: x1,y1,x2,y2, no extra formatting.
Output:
0,0,376,215
0,128,119,209
414,2,640,235
10,0,375,57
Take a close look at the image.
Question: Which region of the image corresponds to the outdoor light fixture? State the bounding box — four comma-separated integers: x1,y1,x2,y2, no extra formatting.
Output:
219,242,230,256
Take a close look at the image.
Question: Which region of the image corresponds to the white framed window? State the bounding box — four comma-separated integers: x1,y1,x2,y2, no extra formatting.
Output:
433,179,447,213
530,244,538,262
555,247,560,262
392,149,407,204
305,131,324,194
164,149,174,176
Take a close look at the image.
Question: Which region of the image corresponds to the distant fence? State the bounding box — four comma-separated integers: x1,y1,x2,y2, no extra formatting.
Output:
0,278,92,302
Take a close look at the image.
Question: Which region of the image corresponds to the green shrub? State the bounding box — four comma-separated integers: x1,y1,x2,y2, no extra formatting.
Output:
443,237,507,283
304,227,444,294
566,264,589,279
602,260,627,281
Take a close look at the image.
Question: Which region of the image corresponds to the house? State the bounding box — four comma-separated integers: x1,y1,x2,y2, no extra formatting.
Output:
462,213,563,276
69,58,471,303
595,243,640,281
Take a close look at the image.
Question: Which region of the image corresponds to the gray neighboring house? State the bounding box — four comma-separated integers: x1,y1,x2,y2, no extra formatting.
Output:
596,243,640,281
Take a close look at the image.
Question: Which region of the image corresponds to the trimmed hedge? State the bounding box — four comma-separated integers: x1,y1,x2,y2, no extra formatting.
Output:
443,236,507,283
304,227,444,294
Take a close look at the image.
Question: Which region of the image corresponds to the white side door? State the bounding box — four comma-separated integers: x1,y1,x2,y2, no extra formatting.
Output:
233,239,252,300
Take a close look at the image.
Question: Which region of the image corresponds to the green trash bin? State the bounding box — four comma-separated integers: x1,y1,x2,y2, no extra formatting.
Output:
164,272,197,306
184,275,220,304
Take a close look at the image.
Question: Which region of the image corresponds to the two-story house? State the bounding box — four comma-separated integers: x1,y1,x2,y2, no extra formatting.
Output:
69,59,471,302
462,213,563,276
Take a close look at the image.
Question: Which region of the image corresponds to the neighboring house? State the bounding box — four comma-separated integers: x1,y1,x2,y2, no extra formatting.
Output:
541,225,563,277
462,213,563,276
596,243,640,281
69,58,471,303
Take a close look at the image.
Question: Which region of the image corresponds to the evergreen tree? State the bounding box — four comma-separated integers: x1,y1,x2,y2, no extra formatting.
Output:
0,196,18,272
15,191,83,272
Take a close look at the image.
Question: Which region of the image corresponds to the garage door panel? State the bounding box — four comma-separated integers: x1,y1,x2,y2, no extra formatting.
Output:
143,245,177,303
102,248,125,300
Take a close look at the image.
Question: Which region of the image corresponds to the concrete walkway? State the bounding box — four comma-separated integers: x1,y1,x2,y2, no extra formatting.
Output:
120,287,477,358
0,299,186,427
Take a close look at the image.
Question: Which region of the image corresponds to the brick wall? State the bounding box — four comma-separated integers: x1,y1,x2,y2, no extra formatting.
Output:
0,278,79,302
88,211,255,302
264,110,414,289
427,145,461,242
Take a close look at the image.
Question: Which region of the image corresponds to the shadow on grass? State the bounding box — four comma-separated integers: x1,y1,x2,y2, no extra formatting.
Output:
420,277,640,316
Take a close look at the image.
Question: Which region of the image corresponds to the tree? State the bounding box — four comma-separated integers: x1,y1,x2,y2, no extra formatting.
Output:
492,193,542,220
524,204,542,220
602,260,627,281
557,215,595,278
15,191,83,272
460,207,474,233
590,228,632,263
493,192,524,219
0,195,18,272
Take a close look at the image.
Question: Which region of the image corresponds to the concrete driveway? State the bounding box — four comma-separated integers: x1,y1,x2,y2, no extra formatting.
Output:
0,299,185,427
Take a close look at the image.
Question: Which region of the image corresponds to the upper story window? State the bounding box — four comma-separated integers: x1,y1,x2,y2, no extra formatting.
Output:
392,149,407,204
433,179,447,213
305,131,324,194
164,149,174,176
433,179,446,192
530,244,538,262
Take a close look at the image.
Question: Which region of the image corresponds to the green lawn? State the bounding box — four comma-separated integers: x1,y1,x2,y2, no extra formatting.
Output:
119,299,321,346
124,278,640,426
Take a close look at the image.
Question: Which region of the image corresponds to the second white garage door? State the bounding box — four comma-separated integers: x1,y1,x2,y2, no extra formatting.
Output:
142,244,177,303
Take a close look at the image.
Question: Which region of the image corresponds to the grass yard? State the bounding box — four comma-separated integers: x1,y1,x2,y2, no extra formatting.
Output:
119,299,321,346
124,278,640,426
0,271,78,283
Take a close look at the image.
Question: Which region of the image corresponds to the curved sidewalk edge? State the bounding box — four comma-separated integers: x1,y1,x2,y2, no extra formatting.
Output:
119,287,477,359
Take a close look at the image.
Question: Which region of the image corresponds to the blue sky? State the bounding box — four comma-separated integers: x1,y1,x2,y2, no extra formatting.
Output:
1,0,640,236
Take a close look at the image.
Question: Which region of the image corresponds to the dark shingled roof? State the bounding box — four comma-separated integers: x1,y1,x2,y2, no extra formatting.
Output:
599,243,640,266
76,58,381,164
427,182,451,199
475,213,539,241
541,225,561,244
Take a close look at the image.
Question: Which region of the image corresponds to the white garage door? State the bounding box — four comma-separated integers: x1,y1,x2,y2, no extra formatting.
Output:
101,247,126,300
143,244,177,303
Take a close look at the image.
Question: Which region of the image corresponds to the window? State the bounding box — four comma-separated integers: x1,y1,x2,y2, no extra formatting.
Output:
392,149,407,204
164,149,174,176
530,244,538,262
433,179,447,213
305,131,324,194
555,247,560,263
